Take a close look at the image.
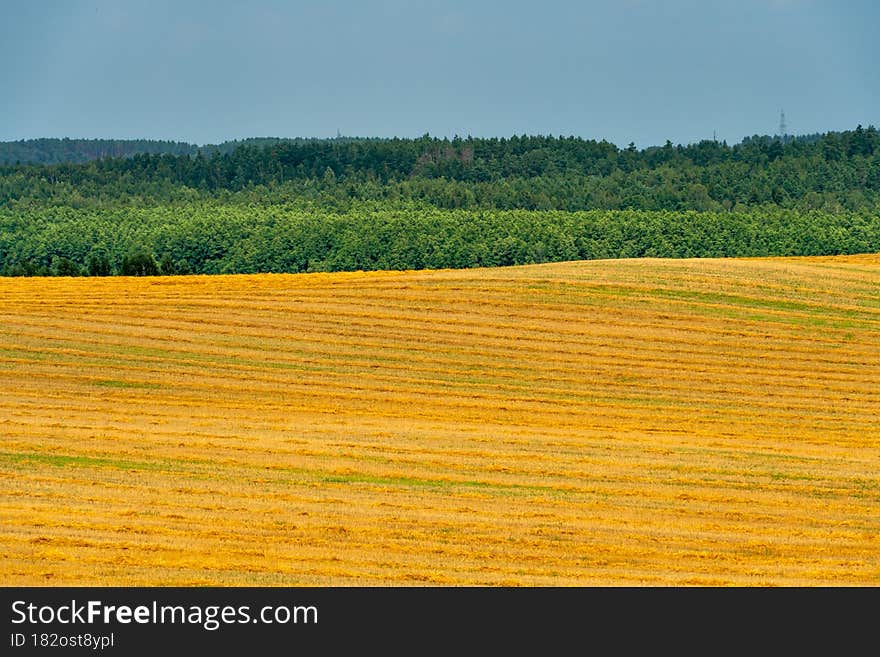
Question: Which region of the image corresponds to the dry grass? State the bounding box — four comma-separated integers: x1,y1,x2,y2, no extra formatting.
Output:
1,255,879,585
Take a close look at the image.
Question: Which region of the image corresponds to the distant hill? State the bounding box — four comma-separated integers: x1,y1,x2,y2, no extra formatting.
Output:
0,138,198,165
0,136,352,165
0,131,855,165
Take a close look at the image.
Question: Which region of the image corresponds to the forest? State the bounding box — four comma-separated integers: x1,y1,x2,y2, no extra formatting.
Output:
1,126,878,276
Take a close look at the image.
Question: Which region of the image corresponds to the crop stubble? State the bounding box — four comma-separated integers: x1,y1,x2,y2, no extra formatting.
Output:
1,255,878,585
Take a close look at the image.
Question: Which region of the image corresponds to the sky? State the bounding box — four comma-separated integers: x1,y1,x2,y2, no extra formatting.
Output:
1,0,877,148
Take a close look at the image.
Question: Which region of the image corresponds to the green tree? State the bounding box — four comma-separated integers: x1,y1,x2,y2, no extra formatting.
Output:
86,249,113,276
120,249,159,276
51,256,82,276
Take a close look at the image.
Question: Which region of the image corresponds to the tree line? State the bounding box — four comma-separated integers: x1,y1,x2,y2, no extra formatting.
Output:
1,126,878,277
1,127,877,214
2,203,878,277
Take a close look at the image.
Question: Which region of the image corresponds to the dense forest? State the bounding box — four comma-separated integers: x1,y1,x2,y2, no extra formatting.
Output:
1,126,878,276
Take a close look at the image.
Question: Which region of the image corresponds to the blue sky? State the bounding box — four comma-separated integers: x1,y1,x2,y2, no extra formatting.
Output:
1,0,877,147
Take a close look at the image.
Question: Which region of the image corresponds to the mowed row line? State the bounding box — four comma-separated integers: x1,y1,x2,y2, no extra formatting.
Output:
1,255,879,585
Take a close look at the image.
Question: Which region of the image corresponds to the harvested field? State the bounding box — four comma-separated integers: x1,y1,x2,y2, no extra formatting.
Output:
1,255,879,585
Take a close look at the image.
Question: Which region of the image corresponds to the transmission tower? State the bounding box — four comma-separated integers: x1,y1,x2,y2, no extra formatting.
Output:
778,110,787,138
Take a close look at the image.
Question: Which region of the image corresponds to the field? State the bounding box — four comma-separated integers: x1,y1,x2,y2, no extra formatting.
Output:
1,255,879,585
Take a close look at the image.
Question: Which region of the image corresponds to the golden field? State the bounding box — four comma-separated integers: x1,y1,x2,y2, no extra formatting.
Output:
1,255,878,586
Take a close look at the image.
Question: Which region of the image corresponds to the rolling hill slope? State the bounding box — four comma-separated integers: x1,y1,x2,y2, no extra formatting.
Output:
1,255,878,585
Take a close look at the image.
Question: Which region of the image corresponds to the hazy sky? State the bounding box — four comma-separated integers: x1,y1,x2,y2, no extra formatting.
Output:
2,0,877,147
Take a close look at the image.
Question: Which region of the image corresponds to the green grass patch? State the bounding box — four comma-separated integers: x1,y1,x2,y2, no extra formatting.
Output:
318,469,568,497
0,450,175,472
0,346,52,361
93,379,162,390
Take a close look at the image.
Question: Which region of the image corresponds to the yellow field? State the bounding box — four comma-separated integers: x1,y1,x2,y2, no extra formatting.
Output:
1,255,879,586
